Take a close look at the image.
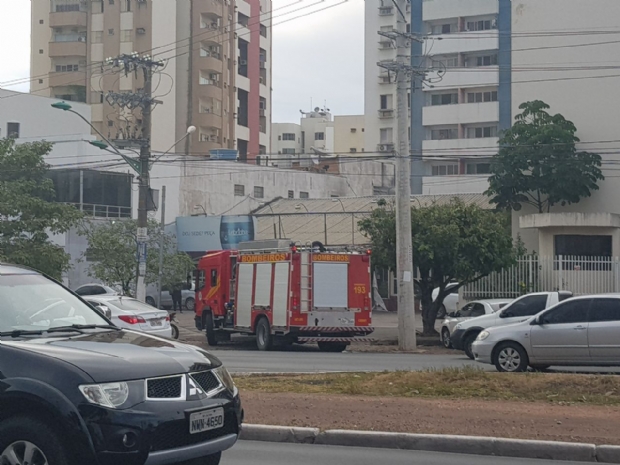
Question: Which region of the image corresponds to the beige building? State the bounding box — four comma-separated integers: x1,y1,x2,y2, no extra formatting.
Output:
31,0,271,161
334,115,365,155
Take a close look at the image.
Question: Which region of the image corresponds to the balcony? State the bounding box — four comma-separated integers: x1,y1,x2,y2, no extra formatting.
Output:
379,75,393,85
49,11,87,27
428,30,499,55
378,6,394,15
199,55,223,72
377,142,395,153
422,176,489,195
195,111,222,128
422,137,499,156
378,109,395,119
48,71,86,88
428,66,499,89
49,36,87,57
423,102,499,126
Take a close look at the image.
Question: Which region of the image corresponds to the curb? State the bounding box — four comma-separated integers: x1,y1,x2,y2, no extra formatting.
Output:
239,424,619,463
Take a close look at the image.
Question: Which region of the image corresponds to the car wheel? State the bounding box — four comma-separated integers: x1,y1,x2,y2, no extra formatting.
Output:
171,324,179,340
146,296,157,307
185,297,196,312
441,328,452,349
318,342,348,353
184,452,222,465
205,312,218,346
463,332,478,360
437,305,447,319
256,317,273,351
493,342,529,373
0,416,69,465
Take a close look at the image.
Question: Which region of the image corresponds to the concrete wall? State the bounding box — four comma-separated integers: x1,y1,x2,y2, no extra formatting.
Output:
334,115,365,154
510,0,620,253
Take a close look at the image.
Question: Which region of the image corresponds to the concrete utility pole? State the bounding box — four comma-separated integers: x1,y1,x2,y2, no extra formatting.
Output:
157,185,166,309
378,0,418,350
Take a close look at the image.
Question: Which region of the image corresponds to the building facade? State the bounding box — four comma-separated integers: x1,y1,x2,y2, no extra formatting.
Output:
364,0,508,194
333,115,365,155
31,0,271,162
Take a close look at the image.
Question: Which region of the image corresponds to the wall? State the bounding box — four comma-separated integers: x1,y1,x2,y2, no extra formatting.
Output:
333,115,365,154
510,0,620,252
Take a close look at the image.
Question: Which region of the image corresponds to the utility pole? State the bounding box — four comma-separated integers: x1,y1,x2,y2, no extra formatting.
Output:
157,185,166,309
378,0,419,350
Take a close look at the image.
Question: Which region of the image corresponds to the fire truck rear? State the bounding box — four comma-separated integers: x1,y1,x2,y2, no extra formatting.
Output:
194,240,373,351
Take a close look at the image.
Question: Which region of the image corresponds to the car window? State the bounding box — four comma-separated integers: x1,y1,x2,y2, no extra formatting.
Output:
457,303,473,317
540,299,591,325
75,286,92,296
589,299,620,323
502,295,548,318
471,303,486,317
448,284,458,295
0,274,108,333
90,285,107,295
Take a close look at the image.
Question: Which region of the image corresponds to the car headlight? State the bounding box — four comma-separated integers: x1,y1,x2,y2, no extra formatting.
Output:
477,330,490,341
454,323,462,331
79,382,130,408
215,366,237,395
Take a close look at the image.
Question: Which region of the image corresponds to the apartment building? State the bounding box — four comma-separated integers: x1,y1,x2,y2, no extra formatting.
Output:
31,0,271,162
364,0,509,194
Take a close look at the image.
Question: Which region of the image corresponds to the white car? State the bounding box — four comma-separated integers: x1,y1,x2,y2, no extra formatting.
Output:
74,283,119,297
432,283,460,319
440,299,513,349
472,295,620,372
84,296,172,338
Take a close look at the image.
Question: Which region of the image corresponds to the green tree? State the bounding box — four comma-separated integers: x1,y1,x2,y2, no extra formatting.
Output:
359,199,516,336
81,219,194,295
0,139,82,279
486,100,604,213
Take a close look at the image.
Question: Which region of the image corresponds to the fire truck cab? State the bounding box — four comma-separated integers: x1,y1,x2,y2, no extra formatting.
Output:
194,240,373,352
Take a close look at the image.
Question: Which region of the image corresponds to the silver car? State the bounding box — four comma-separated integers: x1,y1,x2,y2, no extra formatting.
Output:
145,283,196,311
472,295,620,372
440,299,513,349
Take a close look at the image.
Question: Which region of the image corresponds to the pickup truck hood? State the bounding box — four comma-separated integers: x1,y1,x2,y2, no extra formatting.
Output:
1,329,222,383
458,312,497,330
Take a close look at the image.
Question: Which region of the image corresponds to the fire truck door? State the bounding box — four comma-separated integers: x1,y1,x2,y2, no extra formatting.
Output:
272,262,289,327
206,266,221,310
236,263,253,327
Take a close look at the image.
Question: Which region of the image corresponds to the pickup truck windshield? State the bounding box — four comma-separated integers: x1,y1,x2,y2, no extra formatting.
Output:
0,274,108,334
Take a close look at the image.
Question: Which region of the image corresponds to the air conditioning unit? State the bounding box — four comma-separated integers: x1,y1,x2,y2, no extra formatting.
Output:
210,73,218,80
239,59,247,65
136,27,146,35
211,22,219,29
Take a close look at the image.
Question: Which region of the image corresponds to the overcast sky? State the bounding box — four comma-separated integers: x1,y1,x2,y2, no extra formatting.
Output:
0,0,364,123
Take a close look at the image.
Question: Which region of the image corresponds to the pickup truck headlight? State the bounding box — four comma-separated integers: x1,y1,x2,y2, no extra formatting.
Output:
215,366,237,395
80,382,130,408
477,330,490,341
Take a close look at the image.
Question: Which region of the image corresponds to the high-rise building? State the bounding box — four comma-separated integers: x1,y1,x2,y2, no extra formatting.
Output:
31,0,271,161
364,0,506,194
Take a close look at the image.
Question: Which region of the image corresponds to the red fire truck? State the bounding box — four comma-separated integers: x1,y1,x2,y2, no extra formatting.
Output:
194,240,374,351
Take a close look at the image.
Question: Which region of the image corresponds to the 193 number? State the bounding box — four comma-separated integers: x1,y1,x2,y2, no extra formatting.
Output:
354,285,366,294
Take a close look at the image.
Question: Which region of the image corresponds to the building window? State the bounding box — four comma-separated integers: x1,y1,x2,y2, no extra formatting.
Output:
92,31,103,43
430,93,458,106
430,128,458,140
350,128,357,133
55,3,80,12
432,164,459,176
299,192,309,199
254,186,264,198
282,148,296,155
466,163,491,175
315,132,324,141
350,148,357,153
7,122,20,138
430,23,456,35
109,0,115,4
467,19,496,31
39,79,43,84
379,128,393,143
123,0,131,11
234,184,245,196
288,190,294,199
55,64,79,72
466,126,498,139
108,121,114,127
121,30,133,42
108,28,115,36
39,49,44,54
39,19,44,24
260,24,267,37
555,235,612,258
380,94,392,110
467,91,498,103
465,54,498,67
282,133,295,141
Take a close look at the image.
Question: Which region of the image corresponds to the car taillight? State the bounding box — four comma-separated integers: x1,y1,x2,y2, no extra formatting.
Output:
165,316,170,321
118,315,146,325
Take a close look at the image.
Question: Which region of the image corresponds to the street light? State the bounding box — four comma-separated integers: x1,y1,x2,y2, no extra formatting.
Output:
331,198,346,211
294,204,309,212
150,126,196,168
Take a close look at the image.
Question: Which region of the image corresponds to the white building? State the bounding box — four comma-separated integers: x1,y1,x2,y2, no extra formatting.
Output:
364,0,506,195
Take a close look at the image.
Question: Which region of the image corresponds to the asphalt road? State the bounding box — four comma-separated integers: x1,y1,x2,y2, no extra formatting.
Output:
221,441,595,465
212,349,477,373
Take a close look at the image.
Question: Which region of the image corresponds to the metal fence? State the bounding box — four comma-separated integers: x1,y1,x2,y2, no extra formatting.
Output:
463,255,620,301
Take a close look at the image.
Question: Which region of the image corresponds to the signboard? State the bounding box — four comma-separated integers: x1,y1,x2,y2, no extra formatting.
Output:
176,215,257,253
313,254,350,263
239,253,287,263
137,241,147,264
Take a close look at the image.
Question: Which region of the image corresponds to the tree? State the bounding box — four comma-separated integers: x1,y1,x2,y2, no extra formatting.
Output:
359,199,516,336
486,100,604,213
0,139,82,279
81,219,194,295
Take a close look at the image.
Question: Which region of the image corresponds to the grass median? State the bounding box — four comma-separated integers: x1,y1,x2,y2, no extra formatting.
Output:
235,367,620,406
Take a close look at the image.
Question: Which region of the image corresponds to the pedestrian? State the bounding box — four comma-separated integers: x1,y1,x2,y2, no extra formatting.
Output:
171,282,183,313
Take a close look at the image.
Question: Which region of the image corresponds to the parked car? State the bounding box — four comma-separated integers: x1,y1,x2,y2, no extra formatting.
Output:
84,295,173,339
0,263,242,465
74,283,119,297
146,283,196,311
450,291,573,359
432,283,459,319
440,299,513,349
472,295,620,372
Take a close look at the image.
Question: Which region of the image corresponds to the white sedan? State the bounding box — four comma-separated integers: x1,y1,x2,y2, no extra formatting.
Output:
440,299,513,349
84,296,172,338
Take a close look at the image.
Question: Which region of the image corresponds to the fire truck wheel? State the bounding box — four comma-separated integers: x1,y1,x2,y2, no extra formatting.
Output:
205,312,218,346
318,342,348,353
256,318,273,351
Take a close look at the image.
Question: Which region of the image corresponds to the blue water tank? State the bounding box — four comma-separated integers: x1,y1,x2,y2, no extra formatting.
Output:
209,149,238,160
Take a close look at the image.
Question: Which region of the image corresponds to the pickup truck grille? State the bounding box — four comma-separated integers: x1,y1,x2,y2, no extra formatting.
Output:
147,375,183,399
190,371,222,394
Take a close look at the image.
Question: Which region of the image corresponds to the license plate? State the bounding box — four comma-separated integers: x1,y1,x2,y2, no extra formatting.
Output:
150,319,163,327
189,408,224,434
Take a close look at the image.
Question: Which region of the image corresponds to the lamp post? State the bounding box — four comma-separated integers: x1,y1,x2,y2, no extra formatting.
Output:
331,198,346,211
294,204,309,212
